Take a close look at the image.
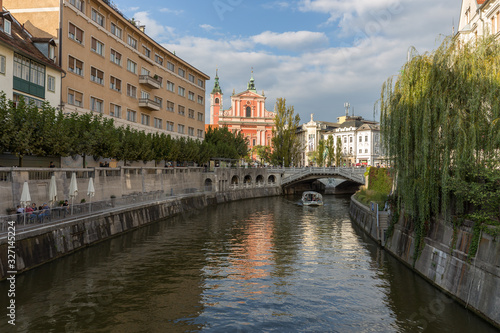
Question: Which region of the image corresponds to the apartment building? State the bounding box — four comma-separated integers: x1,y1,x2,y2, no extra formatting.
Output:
5,0,209,139
457,0,500,42
0,6,62,108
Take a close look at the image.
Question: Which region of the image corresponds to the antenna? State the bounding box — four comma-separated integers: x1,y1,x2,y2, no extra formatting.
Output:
344,102,350,117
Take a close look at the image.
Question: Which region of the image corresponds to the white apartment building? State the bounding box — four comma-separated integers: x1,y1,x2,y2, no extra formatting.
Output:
0,8,62,108
457,0,500,42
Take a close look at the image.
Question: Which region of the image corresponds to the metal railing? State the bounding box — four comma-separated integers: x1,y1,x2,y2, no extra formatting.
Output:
0,186,215,234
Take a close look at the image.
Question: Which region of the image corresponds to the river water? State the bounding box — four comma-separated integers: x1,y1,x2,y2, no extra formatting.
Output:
1,195,497,332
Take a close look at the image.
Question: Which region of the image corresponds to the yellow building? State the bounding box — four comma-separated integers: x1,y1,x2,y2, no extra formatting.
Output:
5,0,209,139
457,0,500,42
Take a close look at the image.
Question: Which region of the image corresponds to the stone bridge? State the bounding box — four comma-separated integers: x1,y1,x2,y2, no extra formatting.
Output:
280,167,366,193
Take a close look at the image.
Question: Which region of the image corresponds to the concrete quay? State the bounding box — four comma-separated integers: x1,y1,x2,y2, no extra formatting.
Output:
349,197,500,329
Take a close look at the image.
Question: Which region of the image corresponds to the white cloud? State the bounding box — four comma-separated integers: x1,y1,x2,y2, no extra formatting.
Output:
200,24,216,32
252,31,329,51
133,11,176,40
159,8,184,15
143,0,459,122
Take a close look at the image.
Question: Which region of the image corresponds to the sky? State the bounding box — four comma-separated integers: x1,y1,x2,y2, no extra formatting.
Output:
115,0,461,124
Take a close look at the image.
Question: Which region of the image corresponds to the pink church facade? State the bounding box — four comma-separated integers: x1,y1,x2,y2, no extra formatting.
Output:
210,71,275,160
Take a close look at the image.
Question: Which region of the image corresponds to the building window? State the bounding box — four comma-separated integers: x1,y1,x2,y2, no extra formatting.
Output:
188,91,195,101
127,35,137,49
90,67,104,85
91,8,105,27
143,45,151,58
90,37,104,56
365,149,368,153
188,127,194,136
166,121,174,131
110,103,121,118
188,109,195,119
141,67,150,76
47,75,56,92
359,136,362,142
156,75,163,87
166,101,174,112
198,79,204,88
198,95,204,104
127,59,137,74
68,55,84,76
126,84,137,98
3,19,11,35
68,88,83,107
69,0,84,12
0,55,6,74
154,96,163,108
68,23,84,44
178,86,185,97
359,149,362,154
344,137,347,143
167,81,175,92
246,106,251,117
178,68,185,78
90,96,104,113
349,147,353,154
141,113,150,126
197,112,203,121
110,76,121,92
167,62,174,71
14,53,46,92
197,129,203,138
365,135,368,142
154,54,163,66
141,90,149,100
110,49,122,66
178,124,185,134
154,117,162,129
188,74,195,83
126,109,136,122
178,105,185,116
110,22,122,39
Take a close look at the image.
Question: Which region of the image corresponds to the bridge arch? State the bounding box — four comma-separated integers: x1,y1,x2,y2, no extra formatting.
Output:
204,178,213,191
244,175,252,184
256,175,264,185
268,175,276,184
231,175,239,185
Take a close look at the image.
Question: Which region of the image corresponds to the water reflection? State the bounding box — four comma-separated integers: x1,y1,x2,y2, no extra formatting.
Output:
0,196,497,332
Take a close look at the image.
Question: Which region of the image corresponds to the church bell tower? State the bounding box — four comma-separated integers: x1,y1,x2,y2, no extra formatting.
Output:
210,69,223,125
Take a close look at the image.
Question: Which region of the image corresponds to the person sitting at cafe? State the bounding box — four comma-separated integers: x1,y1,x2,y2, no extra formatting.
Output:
38,203,51,223
61,200,69,215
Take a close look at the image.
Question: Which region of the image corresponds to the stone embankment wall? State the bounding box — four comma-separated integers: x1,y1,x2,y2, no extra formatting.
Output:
349,198,500,328
0,186,281,280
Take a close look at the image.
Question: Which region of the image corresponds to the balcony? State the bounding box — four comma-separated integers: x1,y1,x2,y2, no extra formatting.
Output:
139,75,161,89
139,98,160,111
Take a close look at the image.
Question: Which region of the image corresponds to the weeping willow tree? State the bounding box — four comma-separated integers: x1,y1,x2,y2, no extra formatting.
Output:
380,36,500,259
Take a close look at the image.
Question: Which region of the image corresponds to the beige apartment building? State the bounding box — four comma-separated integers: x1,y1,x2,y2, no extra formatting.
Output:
5,0,209,140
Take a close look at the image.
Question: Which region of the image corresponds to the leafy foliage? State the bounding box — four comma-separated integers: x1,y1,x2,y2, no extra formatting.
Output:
271,98,301,166
0,94,249,167
379,36,500,258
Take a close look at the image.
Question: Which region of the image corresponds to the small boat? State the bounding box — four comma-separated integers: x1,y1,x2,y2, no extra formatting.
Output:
301,191,324,206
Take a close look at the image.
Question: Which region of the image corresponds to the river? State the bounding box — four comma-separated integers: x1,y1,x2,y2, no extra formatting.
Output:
0,195,497,332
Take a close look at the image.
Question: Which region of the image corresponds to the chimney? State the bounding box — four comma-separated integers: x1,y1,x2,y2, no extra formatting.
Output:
139,25,145,33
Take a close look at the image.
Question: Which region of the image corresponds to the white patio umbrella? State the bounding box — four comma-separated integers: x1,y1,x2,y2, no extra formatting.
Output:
48,175,57,207
20,181,31,225
87,177,95,212
69,172,78,215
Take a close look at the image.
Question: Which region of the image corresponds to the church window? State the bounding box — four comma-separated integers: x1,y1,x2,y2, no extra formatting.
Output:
246,106,251,117
215,97,219,104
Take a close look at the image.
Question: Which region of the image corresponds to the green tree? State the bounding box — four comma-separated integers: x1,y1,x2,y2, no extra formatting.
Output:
335,137,343,167
316,139,326,167
271,98,301,166
252,145,271,165
326,135,335,167
379,36,500,259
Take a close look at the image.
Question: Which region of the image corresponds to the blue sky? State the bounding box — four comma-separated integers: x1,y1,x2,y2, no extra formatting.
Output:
115,0,461,123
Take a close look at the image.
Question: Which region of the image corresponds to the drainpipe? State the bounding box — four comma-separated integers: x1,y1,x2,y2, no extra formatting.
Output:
58,0,64,110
